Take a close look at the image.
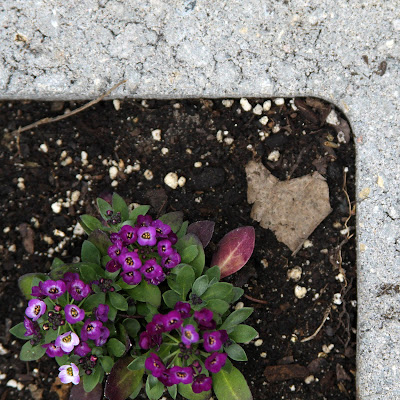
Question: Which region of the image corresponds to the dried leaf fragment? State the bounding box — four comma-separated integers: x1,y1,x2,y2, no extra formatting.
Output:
246,160,332,253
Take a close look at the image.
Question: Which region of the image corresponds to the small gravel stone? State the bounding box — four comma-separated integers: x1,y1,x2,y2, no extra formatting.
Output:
164,172,179,189
235,302,244,310
274,98,285,106
144,170,153,180
222,99,234,107
294,285,307,299
260,352,267,358
263,100,272,111
287,266,302,282
161,147,169,155
39,143,48,153
326,110,340,125
194,162,202,168
113,99,121,110
333,293,342,305
224,137,234,145
178,176,186,187
322,344,334,354
216,130,223,142
272,125,281,133
253,104,263,115
111,180,118,187
51,202,62,214
267,150,280,162
303,240,313,248
304,375,315,384
240,98,252,111
152,129,162,141
254,339,263,347
109,166,118,180
71,190,80,203
259,116,269,125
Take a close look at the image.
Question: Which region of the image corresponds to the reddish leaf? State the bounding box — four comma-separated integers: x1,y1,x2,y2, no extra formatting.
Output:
211,227,255,278
104,356,144,400
69,381,103,400
187,220,215,248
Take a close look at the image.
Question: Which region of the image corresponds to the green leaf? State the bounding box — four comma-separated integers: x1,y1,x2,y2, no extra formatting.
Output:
163,290,181,309
44,329,59,344
18,273,47,300
107,338,126,357
51,257,64,270
109,292,128,311
129,383,142,399
176,221,189,239
181,245,199,264
127,280,161,307
145,375,164,400
212,366,253,400
206,265,221,282
105,357,144,400
168,385,178,399
176,234,205,277
81,240,101,265
123,319,141,338
112,193,129,221
101,356,114,373
202,282,233,302
168,264,195,299
97,197,113,220
229,325,258,343
231,287,244,303
10,323,29,339
191,275,209,297
178,382,211,400
82,293,106,311
128,205,151,222
107,304,118,322
55,354,70,367
79,264,97,283
83,365,102,392
220,308,253,331
20,341,46,361
206,299,230,315
49,263,79,280
159,211,184,233
127,354,148,371
80,215,103,235
88,229,112,256
225,343,247,361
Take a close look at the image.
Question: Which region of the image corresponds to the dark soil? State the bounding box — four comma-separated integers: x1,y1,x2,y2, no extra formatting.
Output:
0,97,356,400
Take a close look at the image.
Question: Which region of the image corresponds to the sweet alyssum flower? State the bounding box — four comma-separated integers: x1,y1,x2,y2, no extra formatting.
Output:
55,331,80,353
204,352,228,373
118,225,138,244
181,324,199,346
58,363,80,385
25,299,46,321
203,330,227,352
64,304,85,324
192,374,213,394
41,280,66,300
67,279,91,301
23,317,39,337
169,366,194,385
145,353,165,378
137,226,157,246
93,304,109,322
42,342,64,358
74,341,91,357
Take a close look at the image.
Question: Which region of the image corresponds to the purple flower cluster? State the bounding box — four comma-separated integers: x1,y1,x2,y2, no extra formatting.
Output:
106,215,181,286
141,303,229,393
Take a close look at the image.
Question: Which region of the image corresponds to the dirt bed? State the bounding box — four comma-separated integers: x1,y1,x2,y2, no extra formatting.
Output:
0,97,356,400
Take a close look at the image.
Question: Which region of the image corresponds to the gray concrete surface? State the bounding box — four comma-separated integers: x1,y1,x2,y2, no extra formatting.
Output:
1,0,400,398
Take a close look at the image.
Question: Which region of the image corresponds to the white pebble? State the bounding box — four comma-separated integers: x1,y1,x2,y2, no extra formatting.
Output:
335,273,345,283
224,137,234,145
303,240,313,248
260,352,267,358
322,344,334,354
304,375,315,384
194,162,202,168
326,110,340,125
294,285,307,299
252,104,263,115
287,266,302,282
333,293,342,305
254,339,263,347
53,229,65,237
178,176,186,187
240,98,252,112
71,190,80,203
73,223,85,236
164,172,179,189
216,130,223,142
81,151,88,161
152,129,162,141
17,177,25,190
3,227,10,233
7,379,24,390
259,116,269,125
0,343,8,355
56,139,62,146
51,202,62,214
113,99,121,111
222,99,234,107
161,147,169,155
132,162,141,171
76,174,82,181
263,100,272,111
144,170,153,180
261,259,268,268
111,180,118,187
274,98,285,106
289,385,296,392
61,156,73,166
109,166,118,180
235,302,244,310
39,143,48,153
272,125,280,133
267,150,280,162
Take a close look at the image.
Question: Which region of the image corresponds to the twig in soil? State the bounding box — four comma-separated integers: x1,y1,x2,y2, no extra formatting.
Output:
10,80,127,136
287,146,309,179
244,294,268,304
300,305,331,343
342,168,355,239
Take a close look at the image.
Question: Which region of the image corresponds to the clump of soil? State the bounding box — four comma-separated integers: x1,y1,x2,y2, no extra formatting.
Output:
0,97,356,400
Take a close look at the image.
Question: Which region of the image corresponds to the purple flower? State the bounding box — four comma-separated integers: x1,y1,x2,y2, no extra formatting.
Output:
105,259,121,273
137,226,157,246
169,366,193,385
31,283,45,299
194,308,215,330
25,299,46,321
23,317,39,337
95,326,110,346
152,220,172,238
205,352,227,373
191,360,202,375
58,363,80,385
161,250,181,269
181,325,199,346
107,240,124,260
94,304,109,322
203,331,223,352
162,311,183,332
141,259,163,280
139,331,162,350
158,369,173,387
42,342,64,358
121,269,142,285
68,279,91,301
147,314,166,335
63,272,80,283
147,274,166,286
80,319,103,341
64,304,85,324
41,280,66,300
110,232,121,244
174,302,191,319
192,374,212,393
74,341,91,357
119,251,142,271
119,225,138,244
55,331,80,353
157,239,174,257
137,215,153,227
145,353,165,378
167,232,178,245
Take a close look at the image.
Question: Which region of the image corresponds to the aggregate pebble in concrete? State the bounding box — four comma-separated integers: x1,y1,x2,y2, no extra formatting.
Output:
1,1,400,398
